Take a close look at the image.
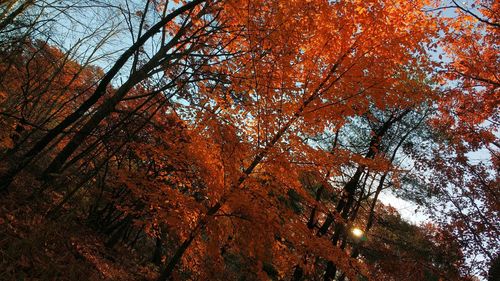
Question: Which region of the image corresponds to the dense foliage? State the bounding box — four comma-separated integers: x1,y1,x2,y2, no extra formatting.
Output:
0,1,498,280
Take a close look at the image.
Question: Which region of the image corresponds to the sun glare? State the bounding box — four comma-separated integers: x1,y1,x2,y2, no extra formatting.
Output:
351,227,364,238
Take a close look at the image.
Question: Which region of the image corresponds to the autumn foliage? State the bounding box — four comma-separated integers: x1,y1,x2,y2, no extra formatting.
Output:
0,0,498,281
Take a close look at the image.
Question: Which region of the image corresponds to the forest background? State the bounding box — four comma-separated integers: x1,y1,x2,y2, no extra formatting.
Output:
0,0,498,281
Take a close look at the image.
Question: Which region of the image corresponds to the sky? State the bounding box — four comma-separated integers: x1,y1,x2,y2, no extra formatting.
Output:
379,191,429,224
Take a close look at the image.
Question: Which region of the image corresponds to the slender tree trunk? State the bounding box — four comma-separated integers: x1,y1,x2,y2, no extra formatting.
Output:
158,202,222,281
291,265,304,281
105,215,133,248
41,76,142,179
322,112,408,280
324,261,337,281
152,237,163,266
294,181,326,279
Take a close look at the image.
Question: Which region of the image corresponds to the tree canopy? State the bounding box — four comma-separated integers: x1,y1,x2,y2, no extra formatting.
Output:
0,0,498,280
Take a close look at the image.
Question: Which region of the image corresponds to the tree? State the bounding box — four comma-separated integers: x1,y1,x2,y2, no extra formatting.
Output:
0,0,219,190
0,0,493,280
402,1,500,277
152,0,441,279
